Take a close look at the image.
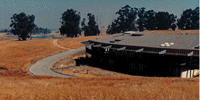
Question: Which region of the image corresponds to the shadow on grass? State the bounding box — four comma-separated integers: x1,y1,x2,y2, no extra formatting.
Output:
0,67,8,70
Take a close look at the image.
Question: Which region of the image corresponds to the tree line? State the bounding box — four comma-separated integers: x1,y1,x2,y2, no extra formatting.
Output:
107,5,199,34
59,9,100,37
9,5,199,40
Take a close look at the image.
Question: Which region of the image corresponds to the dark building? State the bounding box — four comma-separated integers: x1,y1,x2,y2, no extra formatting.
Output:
82,31,199,77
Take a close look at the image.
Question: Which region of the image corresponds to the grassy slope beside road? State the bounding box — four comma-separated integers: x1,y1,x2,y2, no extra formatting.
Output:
0,30,198,100
0,38,64,76
0,34,109,76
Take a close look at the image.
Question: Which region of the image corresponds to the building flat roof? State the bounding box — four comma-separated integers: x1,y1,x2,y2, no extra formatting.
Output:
90,32,199,50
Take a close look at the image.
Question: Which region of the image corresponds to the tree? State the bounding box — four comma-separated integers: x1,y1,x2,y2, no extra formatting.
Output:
81,13,100,36
155,12,176,30
137,7,146,31
106,5,138,34
81,18,87,32
143,10,176,30
177,7,199,30
144,10,157,30
43,28,51,34
10,12,36,40
171,23,176,31
59,9,81,37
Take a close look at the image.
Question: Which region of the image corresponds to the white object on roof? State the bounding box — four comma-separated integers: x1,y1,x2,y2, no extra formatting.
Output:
165,42,169,45
165,42,170,47
160,44,165,47
165,44,170,47
124,31,138,34
170,42,174,45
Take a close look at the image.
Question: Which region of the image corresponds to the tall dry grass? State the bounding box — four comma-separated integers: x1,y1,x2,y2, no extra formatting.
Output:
0,76,198,100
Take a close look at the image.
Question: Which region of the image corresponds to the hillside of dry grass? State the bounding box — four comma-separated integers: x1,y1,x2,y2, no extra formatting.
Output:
0,30,199,100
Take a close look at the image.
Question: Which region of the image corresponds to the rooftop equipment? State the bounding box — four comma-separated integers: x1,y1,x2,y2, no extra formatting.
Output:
170,42,174,45
160,44,165,47
165,42,170,47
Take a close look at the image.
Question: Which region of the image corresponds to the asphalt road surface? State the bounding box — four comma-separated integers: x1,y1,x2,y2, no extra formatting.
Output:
29,47,85,77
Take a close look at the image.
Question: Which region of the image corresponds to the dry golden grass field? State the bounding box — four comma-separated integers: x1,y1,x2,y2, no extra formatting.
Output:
0,30,199,100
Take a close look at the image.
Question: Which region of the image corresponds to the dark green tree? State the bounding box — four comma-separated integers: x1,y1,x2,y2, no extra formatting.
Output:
106,5,138,34
171,23,176,31
155,12,176,30
81,13,100,36
10,12,36,40
177,7,199,29
143,10,157,30
59,9,81,37
137,7,146,31
43,28,51,34
81,18,87,32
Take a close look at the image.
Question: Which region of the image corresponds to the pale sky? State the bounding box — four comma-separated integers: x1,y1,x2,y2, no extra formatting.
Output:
0,0,198,30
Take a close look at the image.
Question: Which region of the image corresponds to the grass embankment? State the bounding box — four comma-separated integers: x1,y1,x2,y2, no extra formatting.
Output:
0,30,198,99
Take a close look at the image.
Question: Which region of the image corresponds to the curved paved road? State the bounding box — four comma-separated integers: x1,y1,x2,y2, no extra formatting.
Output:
29,47,85,77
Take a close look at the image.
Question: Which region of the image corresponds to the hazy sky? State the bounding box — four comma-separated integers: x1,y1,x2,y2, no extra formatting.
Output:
0,0,198,30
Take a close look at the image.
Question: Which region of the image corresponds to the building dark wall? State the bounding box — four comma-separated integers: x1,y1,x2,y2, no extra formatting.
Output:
85,46,199,77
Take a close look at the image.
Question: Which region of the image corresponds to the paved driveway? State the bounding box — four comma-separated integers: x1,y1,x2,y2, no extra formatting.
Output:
29,47,85,77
